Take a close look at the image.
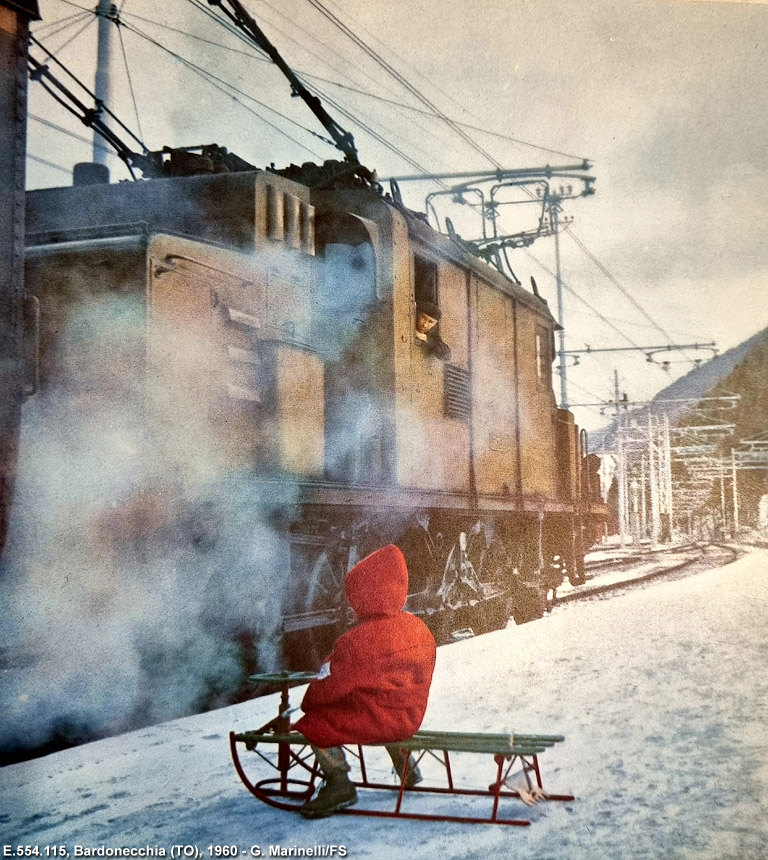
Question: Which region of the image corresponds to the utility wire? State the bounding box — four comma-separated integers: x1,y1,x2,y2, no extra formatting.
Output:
34,10,91,39
120,20,328,159
27,153,72,175
30,35,149,152
30,112,113,154
304,0,502,169
117,6,580,162
251,0,466,167
45,13,95,59
116,21,144,142
564,226,686,353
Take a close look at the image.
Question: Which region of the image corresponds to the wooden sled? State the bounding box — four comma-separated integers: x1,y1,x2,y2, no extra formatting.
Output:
230,672,574,827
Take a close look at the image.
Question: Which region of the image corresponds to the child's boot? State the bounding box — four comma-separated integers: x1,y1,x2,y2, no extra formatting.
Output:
300,747,358,819
385,745,423,788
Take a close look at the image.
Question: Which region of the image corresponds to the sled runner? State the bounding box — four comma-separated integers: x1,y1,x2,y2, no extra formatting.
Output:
229,672,574,827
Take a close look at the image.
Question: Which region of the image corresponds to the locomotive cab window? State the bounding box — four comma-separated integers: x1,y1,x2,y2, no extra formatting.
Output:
414,256,439,342
535,325,552,388
414,255,451,361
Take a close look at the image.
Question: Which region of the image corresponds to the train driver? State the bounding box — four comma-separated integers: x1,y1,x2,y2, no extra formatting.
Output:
415,302,452,362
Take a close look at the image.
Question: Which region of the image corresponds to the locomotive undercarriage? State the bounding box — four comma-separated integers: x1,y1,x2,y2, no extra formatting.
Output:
279,501,586,671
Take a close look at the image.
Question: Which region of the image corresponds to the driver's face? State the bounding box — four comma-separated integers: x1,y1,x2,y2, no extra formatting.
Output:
416,312,438,335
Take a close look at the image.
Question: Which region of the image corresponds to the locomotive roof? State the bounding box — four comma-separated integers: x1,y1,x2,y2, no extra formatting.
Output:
276,159,560,325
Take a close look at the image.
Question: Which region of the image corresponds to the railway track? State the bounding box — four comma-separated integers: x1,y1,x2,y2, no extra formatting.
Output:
553,542,740,607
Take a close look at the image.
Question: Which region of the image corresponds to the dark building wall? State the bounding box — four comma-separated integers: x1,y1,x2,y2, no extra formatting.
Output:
0,0,38,551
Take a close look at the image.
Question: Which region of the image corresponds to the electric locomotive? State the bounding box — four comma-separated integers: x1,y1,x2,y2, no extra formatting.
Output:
7,0,605,689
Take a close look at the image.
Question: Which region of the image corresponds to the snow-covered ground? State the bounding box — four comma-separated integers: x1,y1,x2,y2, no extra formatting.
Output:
3,548,768,860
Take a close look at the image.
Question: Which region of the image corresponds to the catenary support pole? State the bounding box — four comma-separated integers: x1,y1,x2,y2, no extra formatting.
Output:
553,201,568,409
731,448,739,534
648,414,660,547
93,0,113,166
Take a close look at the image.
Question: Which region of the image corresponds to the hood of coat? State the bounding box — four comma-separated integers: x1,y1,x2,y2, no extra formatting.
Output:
344,544,408,618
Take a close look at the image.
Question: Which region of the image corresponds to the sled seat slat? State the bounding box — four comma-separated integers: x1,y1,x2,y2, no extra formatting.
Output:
232,729,565,756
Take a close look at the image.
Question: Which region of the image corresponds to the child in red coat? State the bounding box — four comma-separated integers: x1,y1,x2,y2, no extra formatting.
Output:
295,544,436,818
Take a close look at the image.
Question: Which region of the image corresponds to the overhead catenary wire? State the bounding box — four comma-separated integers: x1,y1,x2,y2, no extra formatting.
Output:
303,0,503,169
80,0,584,191
30,112,114,155
114,5,582,162
287,1,636,376
564,226,688,355
195,0,461,175
118,20,329,159
44,13,96,59
116,4,639,369
34,2,628,361
30,35,149,153
116,20,144,142
300,77,587,162
34,10,91,39
312,82,444,179
182,0,272,58
29,0,666,431
27,152,72,175
290,0,575,221
33,4,431,174
251,0,468,169
566,378,614,416
564,306,707,341
521,246,649,353
116,7,262,59
309,0,591,165
46,0,94,13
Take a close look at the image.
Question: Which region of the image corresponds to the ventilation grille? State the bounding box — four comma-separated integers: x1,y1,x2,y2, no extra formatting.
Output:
266,184,315,254
444,364,471,421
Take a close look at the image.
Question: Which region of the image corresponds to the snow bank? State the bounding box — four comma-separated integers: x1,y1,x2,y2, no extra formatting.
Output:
2,549,768,860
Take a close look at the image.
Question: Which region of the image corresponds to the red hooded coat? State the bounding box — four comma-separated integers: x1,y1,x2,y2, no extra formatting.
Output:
294,545,436,748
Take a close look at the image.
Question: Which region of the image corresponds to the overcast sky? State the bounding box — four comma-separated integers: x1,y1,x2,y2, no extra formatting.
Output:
27,0,768,432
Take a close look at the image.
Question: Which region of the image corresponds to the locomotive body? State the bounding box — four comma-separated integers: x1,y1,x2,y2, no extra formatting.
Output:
17,161,604,673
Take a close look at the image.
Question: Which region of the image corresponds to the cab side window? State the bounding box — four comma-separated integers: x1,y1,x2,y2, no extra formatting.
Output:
414,255,451,362
414,256,438,310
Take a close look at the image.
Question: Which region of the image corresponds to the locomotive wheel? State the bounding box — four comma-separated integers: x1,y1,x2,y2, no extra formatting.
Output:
289,547,350,671
305,547,349,614
463,526,514,630
470,533,515,592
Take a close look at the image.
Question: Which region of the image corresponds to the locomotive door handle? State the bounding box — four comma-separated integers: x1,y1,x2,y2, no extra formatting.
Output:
22,293,40,396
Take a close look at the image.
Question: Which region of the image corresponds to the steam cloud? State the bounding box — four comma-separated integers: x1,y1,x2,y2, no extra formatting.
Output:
0,258,294,760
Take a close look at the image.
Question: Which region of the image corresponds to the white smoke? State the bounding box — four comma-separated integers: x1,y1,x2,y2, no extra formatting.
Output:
0,259,295,759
